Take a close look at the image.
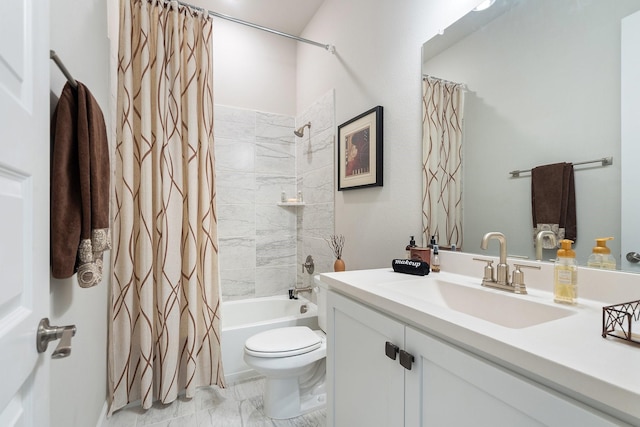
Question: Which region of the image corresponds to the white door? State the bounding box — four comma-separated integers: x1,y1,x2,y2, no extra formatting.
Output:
0,1,50,426
621,10,640,272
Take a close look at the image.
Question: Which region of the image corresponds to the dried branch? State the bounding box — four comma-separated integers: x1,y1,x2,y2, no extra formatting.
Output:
325,234,345,259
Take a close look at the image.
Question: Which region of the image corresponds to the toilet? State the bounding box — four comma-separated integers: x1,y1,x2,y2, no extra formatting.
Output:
243,277,328,419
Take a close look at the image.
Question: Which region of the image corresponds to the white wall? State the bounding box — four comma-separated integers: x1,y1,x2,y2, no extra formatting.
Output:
49,1,110,426
211,17,297,116
296,0,482,270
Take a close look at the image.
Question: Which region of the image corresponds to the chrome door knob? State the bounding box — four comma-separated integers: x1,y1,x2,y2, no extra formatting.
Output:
36,318,76,358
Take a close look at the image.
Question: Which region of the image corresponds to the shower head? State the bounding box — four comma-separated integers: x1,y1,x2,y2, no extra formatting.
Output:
294,122,311,137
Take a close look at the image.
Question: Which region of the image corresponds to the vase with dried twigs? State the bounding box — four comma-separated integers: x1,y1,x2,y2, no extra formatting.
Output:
326,234,346,272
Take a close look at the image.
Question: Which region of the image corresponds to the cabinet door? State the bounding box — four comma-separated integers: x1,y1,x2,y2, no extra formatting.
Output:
405,327,627,427
327,291,405,427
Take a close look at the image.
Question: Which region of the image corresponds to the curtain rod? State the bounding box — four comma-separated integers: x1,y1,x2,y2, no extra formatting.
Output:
50,50,78,88
509,156,613,178
176,1,335,53
423,74,466,89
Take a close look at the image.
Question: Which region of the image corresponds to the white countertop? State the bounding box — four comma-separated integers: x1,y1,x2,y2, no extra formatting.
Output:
320,261,640,425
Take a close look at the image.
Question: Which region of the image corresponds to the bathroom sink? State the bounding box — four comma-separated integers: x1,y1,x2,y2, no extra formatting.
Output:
380,279,575,329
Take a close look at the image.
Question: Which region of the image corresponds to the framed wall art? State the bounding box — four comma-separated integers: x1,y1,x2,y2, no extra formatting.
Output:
337,105,383,190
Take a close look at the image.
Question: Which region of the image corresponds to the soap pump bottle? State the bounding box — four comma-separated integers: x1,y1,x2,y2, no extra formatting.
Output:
431,245,441,272
554,239,578,305
587,237,616,270
406,236,416,258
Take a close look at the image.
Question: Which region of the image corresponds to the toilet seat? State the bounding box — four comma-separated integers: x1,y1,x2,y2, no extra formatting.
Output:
245,326,321,358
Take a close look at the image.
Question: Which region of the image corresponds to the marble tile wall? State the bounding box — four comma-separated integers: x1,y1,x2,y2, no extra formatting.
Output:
215,90,335,300
296,90,336,288
215,106,297,300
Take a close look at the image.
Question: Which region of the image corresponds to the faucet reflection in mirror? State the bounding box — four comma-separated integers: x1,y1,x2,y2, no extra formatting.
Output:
422,75,465,249
535,230,557,261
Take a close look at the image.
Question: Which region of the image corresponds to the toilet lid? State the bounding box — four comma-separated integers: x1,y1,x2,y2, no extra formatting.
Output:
245,326,321,358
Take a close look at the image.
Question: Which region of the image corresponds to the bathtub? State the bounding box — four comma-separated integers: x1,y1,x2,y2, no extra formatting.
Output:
221,295,319,384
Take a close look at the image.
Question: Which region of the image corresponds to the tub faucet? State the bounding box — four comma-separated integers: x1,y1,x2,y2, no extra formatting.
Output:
289,286,313,300
481,232,509,286
535,230,557,261
301,255,315,274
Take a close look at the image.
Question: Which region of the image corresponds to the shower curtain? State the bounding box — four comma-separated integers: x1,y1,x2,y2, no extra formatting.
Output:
422,76,465,249
109,0,224,413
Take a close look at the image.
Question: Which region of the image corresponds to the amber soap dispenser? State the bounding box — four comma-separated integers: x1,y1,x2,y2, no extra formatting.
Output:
554,239,578,304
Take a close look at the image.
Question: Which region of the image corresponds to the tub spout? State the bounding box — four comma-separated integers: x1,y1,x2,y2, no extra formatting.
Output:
289,286,313,299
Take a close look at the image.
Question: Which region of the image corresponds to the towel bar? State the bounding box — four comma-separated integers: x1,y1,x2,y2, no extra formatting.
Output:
509,156,612,178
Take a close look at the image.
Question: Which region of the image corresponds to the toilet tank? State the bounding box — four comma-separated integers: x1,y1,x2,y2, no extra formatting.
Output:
313,275,329,332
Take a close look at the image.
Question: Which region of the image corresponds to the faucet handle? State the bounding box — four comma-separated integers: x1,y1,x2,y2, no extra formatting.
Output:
473,257,495,282
301,255,315,274
512,264,541,294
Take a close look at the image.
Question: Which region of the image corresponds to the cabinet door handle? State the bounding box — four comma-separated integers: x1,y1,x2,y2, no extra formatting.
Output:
399,349,414,370
385,341,399,360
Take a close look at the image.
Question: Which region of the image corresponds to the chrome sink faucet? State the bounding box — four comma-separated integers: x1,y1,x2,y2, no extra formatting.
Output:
474,232,540,294
481,232,509,285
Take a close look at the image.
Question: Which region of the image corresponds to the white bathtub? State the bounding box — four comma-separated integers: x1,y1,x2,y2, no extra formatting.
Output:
221,295,319,383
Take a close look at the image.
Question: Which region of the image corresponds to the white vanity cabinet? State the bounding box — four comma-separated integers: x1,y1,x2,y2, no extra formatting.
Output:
327,290,627,427
327,289,406,426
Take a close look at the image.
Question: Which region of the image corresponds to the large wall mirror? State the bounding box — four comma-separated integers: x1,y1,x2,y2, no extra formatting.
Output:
422,0,640,272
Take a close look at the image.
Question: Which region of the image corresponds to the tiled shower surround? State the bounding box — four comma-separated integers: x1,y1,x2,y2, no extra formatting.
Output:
215,91,335,300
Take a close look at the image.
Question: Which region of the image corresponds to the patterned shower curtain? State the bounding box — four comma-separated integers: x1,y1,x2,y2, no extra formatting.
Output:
422,76,465,249
109,0,224,413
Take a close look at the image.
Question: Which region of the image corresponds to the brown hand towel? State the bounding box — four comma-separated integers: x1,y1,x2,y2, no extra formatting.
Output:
51,81,110,287
531,162,576,247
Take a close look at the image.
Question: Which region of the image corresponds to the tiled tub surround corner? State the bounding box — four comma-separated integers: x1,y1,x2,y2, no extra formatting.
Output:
215,90,335,300
296,90,336,290
215,106,297,300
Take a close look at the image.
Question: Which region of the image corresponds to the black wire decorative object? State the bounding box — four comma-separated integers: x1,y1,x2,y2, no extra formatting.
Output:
602,300,640,345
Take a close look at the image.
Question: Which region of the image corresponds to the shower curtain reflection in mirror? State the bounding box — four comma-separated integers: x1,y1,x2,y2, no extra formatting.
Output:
422,76,465,249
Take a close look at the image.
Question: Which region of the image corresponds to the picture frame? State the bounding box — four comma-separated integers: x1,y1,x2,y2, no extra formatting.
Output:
337,105,383,191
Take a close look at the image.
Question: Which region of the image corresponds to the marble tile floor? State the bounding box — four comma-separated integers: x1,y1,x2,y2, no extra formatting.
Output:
102,377,326,427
